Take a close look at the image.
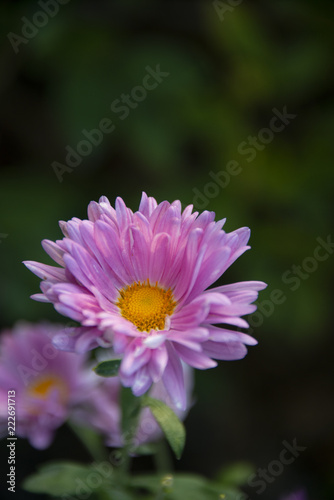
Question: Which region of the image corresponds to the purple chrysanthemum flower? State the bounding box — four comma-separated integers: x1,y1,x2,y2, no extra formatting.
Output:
0,322,93,449
24,193,266,409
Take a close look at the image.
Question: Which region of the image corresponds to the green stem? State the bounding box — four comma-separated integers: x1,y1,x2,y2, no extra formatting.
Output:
118,388,144,477
67,420,107,463
154,439,173,473
118,408,141,478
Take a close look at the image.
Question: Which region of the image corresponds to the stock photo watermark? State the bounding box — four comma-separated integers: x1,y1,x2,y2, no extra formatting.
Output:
7,390,17,493
248,234,333,333
192,106,296,209
51,64,170,183
242,439,307,498
61,461,113,500
59,419,162,500
213,0,244,21
7,0,71,54
17,341,59,386
15,322,75,386
59,437,306,499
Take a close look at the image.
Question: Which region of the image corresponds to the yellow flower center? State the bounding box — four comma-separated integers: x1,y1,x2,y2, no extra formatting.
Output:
116,280,177,332
28,375,69,403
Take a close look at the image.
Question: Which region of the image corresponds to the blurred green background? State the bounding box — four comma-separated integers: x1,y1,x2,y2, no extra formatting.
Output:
0,0,333,498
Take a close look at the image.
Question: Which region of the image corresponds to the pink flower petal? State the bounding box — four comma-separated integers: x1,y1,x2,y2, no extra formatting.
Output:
173,343,217,369
143,333,167,348
23,261,66,282
148,345,168,382
202,340,248,360
131,367,153,396
162,342,186,410
120,339,151,377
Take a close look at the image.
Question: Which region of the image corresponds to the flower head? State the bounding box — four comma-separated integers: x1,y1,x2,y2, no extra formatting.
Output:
24,193,266,409
0,322,93,449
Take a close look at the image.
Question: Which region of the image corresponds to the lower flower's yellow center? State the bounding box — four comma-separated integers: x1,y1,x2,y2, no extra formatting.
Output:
28,375,69,403
116,280,177,332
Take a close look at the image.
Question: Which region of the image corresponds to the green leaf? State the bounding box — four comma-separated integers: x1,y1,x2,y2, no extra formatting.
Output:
22,461,92,496
93,359,122,377
141,397,186,460
131,473,242,500
102,487,136,500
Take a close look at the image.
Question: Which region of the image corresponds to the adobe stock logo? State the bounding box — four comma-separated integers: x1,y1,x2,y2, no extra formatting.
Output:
213,0,243,22
247,234,333,333
192,106,296,209
52,65,169,183
246,439,307,496
17,343,59,387
7,0,70,54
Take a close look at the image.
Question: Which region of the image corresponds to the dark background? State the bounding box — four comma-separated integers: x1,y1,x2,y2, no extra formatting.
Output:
0,1,333,499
